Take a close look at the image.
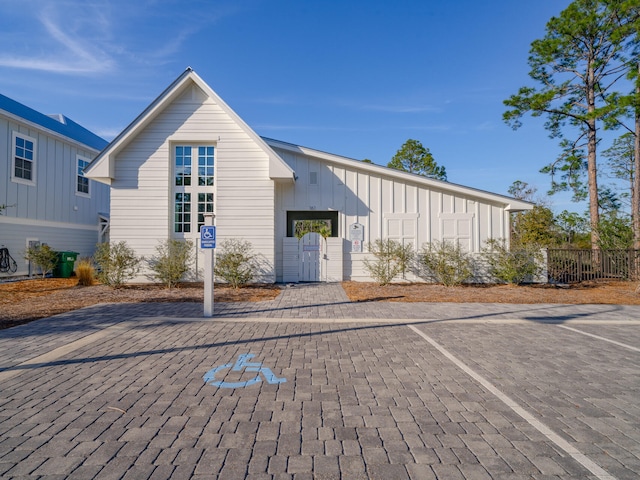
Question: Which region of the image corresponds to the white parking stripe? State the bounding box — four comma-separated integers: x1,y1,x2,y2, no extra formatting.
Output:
557,325,640,352
0,322,131,382
407,324,617,480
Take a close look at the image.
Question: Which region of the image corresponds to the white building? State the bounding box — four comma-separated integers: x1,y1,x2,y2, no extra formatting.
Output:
85,68,532,284
0,94,110,277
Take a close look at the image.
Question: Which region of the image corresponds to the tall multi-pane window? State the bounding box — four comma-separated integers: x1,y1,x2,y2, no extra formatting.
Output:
175,146,192,186
198,193,214,231
174,193,191,233
198,146,214,186
13,133,36,184
76,157,90,195
173,145,214,234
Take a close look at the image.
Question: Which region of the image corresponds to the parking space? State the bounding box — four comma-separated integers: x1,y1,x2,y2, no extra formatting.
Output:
0,284,639,479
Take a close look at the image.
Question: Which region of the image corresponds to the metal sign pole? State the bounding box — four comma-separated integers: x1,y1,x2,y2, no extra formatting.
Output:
203,214,215,317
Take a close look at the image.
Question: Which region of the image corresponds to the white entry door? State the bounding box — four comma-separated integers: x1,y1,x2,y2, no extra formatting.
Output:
299,232,323,282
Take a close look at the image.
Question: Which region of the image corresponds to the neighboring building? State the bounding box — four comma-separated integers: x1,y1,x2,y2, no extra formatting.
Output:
85,68,532,284
0,94,109,278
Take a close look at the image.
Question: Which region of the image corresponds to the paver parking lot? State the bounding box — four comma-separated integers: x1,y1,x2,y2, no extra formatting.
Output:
0,283,639,479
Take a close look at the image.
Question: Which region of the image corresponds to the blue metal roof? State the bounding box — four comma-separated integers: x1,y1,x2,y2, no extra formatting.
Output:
0,93,107,151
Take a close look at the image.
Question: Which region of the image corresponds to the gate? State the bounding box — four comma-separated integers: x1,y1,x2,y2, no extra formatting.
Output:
299,232,323,282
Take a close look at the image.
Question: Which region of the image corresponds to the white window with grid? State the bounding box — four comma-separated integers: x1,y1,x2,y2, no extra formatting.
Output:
76,156,90,196
12,132,36,186
172,144,215,236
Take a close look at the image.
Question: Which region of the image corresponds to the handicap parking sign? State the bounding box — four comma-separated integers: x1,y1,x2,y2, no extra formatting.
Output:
200,226,216,249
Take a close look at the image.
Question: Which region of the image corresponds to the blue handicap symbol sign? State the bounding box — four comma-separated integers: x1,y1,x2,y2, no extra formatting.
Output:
203,354,287,389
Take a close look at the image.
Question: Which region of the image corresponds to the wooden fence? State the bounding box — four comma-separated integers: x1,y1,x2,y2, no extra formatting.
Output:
547,249,640,283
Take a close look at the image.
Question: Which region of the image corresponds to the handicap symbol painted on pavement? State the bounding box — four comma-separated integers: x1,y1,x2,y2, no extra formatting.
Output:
203,354,287,389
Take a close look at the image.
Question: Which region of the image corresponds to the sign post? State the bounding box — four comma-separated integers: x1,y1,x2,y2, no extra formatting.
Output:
200,216,216,317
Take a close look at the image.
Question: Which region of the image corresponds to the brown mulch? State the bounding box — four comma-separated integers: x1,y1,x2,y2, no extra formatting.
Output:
2,277,640,331
0,278,281,330
343,280,640,305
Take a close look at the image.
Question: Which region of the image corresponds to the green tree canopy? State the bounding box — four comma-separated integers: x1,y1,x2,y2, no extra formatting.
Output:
387,139,446,180
603,132,635,205
512,205,559,248
503,0,638,249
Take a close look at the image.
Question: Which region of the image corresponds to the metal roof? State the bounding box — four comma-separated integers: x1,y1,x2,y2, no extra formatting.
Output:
0,93,107,151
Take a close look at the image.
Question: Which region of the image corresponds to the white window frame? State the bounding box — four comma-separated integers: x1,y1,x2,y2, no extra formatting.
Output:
76,155,91,197
172,143,216,238
11,131,37,186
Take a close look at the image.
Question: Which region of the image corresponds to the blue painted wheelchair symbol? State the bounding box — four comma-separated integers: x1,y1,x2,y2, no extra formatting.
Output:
203,354,286,389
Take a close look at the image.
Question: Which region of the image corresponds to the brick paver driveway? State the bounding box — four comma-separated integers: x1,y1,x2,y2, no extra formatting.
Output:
1,283,639,479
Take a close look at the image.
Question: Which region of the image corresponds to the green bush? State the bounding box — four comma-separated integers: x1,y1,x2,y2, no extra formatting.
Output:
362,239,413,286
481,239,544,285
24,244,58,278
419,240,475,286
214,239,257,288
148,239,194,288
93,241,141,288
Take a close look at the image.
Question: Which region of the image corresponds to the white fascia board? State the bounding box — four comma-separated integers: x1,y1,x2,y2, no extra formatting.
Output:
85,71,195,183
187,72,295,183
264,138,534,211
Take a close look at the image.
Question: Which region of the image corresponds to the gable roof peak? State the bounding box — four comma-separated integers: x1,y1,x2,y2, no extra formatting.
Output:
84,68,295,184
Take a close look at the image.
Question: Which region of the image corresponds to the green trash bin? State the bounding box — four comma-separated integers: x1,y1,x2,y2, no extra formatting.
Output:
54,251,79,278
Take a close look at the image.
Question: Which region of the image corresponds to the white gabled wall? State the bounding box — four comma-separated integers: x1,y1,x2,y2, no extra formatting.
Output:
109,84,276,282
273,147,513,282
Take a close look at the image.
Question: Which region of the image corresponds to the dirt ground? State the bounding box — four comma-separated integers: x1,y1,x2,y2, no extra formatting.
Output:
0,278,280,330
343,280,640,305
1,277,639,330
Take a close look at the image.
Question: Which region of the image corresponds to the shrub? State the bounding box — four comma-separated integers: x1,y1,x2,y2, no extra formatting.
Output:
148,239,194,288
481,239,544,285
362,239,413,286
93,241,141,288
419,240,475,286
76,257,95,286
24,244,58,278
214,239,257,288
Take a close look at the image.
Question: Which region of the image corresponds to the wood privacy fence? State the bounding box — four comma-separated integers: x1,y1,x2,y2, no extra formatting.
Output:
547,249,640,283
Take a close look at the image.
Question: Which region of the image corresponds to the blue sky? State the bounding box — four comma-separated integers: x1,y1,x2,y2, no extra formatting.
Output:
0,0,597,212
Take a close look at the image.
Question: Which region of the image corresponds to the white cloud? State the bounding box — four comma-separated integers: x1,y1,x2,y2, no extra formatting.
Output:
0,1,113,74
0,0,241,75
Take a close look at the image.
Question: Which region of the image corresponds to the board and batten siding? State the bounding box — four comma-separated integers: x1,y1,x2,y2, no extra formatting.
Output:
108,84,277,282
1,115,108,225
0,113,109,276
273,147,512,282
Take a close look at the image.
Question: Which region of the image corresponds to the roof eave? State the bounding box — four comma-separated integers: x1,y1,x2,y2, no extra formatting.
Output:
263,138,534,210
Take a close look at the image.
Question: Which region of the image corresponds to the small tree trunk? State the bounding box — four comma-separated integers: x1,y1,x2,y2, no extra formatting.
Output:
632,63,640,280
633,62,640,251
587,61,600,254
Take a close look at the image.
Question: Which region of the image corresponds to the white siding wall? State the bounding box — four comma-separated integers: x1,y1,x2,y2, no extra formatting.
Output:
109,85,276,282
274,147,511,282
0,114,109,277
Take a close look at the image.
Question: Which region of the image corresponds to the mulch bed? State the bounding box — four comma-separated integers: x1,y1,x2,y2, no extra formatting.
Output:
342,280,640,305
2,277,639,331
0,278,281,330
